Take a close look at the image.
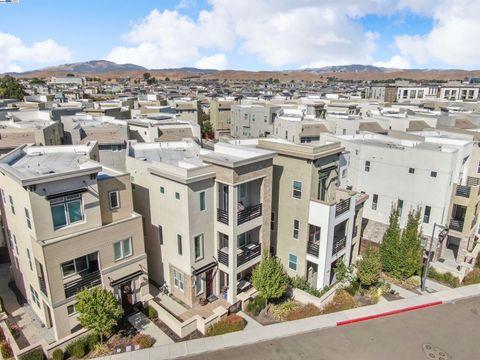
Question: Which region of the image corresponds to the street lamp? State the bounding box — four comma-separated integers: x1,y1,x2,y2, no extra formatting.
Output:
421,222,447,292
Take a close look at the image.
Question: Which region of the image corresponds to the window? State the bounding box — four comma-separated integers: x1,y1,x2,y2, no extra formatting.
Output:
430,171,437,178
397,199,404,216
238,183,247,198
160,186,165,194
30,285,40,307
113,238,132,261
50,194,83,230
177,235,183,255
158,225,163,245
175,192,180,200
292,181,302,199
27,249,33,271
195,275,203,295
108,190,120,209
288,254,297,271
408,168,415,174
9,195,15,214
271,212,275,231
293,220,299,239
173,269,184,291
13,234,18,255
372,194,378,210
61,255,89,278
194,234,204,261
309,225,321,242
237,233,247,247
477,161,480,174
199,191,206,211
423,206,431,224
67,304,77,316
0,189,5,204
25,208,32,229
365,161,370,172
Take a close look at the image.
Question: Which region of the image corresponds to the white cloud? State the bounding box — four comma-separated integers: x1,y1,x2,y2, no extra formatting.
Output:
394,1,480,68
0,32,71,73
374,55,411,69
195,53,227,69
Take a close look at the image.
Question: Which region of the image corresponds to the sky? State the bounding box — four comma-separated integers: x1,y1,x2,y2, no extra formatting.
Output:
0,0,479,73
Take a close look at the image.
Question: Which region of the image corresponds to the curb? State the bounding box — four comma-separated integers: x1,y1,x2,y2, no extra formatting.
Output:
336,301,443,326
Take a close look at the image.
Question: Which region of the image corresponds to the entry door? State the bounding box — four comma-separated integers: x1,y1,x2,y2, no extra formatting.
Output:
205,270,214,298
121,282,133,308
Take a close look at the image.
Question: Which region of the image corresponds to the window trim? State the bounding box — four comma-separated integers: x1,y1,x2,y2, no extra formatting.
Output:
292,181,302,199
173,269,185,292
158,225,163,245
113,238,133,261
50,194,84,230
177,234,183,256
194,233,204,261
293,219,299,240
108,190,120,210
199,191,206,211
288,253,298,271
61,255,90,278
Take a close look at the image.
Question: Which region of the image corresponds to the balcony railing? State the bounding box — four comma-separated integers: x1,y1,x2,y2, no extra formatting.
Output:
307,241,319,257
449,219,464,232
237,243,261,266
455,185,471,198
467,176,480,187
335,198,351,217
332,236,347,256
237,203,262,225
353,225,358,238
64,270,101,299
217,208,229,225
218,248,229,266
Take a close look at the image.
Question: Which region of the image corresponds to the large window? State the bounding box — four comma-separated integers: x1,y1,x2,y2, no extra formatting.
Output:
61,255,89,278
309,225,321,243
108,190,120,209
423,206,431,224
293,220,299,240
194,234,204,261
50,194,83,230
288,254,297,271
292,181,302,199
113,238,132,261
199,191,206,211
173,269,184,291
177,235,183,255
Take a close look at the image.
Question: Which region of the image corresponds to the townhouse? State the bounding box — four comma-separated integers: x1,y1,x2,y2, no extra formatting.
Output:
209,97,235,138
230,102,282,138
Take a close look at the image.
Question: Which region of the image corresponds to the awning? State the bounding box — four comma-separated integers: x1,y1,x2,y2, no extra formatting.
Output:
192,261,217,276
46,187,88,200
110,270,144,287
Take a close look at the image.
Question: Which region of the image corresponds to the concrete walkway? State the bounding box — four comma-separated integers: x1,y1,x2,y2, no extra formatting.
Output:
127,312,173,347
388,283,418,299
424,279,452,292
156,294,187,317
237,311,262,330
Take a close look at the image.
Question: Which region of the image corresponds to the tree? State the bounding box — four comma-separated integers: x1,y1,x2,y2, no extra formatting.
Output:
143,72,151,81
29,77,46,85
201,113,213,138
251,254,289,302
0,76,26,100
358,247,382,286
165,77,170,81
380,207,402,276
75,287,123,343
334,260,354,286
146,77,157,85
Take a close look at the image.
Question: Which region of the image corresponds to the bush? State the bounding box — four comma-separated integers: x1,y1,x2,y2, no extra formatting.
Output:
90,343,110,357
0,328,5,342
51,349,64,360
284,303,321,321
463,268,480,285
271,300,299,321
132,334,155,349
18,348,46,360
475,253,480,269
0,341,13,359
65,337,87,358
289,276,329,298
358,247,382,287
428,268,460,288
321,290,356,314
86,333,100,351
205,315,245,337
146,305,158,320
245,295,267,317
344,280,360,296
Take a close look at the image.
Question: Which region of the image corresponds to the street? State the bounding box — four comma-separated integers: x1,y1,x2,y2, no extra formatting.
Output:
183,297,480,360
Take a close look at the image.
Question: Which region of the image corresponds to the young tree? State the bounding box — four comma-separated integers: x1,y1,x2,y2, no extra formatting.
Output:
379,207,402,277
398,209,423,279
0,76,26,100
75,287,123,343
358,247,382,287
143,72,151,81
251,254,289,302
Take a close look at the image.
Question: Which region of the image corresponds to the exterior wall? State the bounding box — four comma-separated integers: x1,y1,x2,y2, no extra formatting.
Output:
210,100,233,136
230,105,280,138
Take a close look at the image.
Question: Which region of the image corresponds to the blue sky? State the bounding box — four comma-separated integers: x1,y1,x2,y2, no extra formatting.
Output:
0,0,478,72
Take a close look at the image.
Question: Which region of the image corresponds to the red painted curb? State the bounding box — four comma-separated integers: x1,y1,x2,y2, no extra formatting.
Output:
336,301,443,326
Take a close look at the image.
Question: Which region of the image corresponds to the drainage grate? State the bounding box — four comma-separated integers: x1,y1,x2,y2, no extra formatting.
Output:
423,344,452,360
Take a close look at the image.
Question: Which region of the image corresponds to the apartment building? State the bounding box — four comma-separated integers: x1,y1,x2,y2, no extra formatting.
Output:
128,115,201,143
209,97,235,138
439,85,480,101
0,142,148,340
230,103,281,138
169,98,201,126
126,140,275,305
257,139,366,289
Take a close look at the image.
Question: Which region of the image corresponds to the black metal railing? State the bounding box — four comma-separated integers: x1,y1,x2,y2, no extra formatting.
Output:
64,270,101,299
467,176,480,187
332,236,347,256
237,243,261,266
218,248,229,266
335,198,351,217
217,208,229,225
237,203,262,225
307,241,319,257
455,185,471,198
449,219,464,232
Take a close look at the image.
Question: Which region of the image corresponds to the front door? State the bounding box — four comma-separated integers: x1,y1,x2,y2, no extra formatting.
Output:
205,270,214,298
120,282,134,312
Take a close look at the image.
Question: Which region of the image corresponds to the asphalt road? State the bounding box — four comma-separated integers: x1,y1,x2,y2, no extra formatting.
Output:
183,297,480,360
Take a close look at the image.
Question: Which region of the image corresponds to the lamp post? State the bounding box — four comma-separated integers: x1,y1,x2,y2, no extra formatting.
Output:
421,222,447,292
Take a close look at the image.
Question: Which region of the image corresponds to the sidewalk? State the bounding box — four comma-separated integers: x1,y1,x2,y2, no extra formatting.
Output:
127,312,173,347
424,279,451,292
237,311,262,330
388,283,417,299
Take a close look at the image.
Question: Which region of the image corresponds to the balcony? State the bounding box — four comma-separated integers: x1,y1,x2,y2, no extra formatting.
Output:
455,185,471,198
332,236,347,256
237,203,262,225
218,248,229,266
335,198,351,217
64,270,101,299
307,241,319,257
449,219,464,232
217,208,229,225
237,243,261,266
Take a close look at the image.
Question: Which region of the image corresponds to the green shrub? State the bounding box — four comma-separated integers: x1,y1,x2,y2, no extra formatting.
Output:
358,247,382,287
146,305,158,320
289,276,329,298
51,349,64,360
205,315,245,337
245,295,267,317
344,280,360,296
463,268,480,285
284,303,321,321
18,348,46,360
321,290,356,314
0,341,13,359
428,268,460,288
132,334,155,349
271,300,299,321
65,337,87,358
90,343,110,357
86,333,100,351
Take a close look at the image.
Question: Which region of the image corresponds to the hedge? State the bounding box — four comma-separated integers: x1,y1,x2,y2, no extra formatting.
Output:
205,315,245,337
18,348,46,360
428,268,460,288
463,269,480,285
